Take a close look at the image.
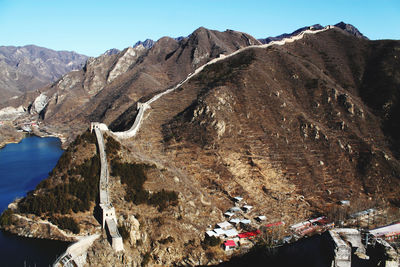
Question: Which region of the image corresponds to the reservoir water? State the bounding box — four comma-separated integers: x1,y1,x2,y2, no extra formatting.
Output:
0,136,70,267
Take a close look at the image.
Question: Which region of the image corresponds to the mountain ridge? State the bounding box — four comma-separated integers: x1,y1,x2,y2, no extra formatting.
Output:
258,22,367,44
0,45,88,103
1,23,399,266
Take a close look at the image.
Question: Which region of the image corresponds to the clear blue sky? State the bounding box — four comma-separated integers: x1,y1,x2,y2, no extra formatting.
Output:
0,0,399,57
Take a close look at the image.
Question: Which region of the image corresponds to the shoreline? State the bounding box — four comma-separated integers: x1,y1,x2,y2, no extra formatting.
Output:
0,128,67,150
0,212,79,243
0,133,74,243
1,198,94,243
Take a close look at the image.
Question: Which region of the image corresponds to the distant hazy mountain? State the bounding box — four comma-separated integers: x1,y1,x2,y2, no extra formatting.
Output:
0,45,88,103
102,48,120,56
134,36,186,50
133,39,155,49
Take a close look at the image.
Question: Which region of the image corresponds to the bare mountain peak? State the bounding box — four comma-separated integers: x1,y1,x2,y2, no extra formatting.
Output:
133,39,155,49
334,21,368,39
258,24,324,44
259,22,367,44
102,48,120,56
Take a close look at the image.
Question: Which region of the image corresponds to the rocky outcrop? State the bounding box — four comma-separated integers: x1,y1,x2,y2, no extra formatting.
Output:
32,93,48,114
107,46,145,83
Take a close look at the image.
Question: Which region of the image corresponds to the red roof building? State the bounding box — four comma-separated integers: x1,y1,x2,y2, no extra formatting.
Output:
265,221,285,228
238,229,261,239
224,240,237,251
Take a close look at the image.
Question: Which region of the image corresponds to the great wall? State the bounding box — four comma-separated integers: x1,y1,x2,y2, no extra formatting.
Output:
53,26,341,266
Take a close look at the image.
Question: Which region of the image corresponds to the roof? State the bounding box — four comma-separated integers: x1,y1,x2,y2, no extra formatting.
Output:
290,221,310,229
243,205,253,210
238,230,261,239
256,216,267,220
224,212,234,217
224,240,237,247
233,196,243,202
224,229,239,237
217,221,232,229
265,221,284,228
214,228,225,236
309,216,327,223
230,207,241,212
240,219,251,224
229,218,241,224
370,223,400,237
206,230,217,237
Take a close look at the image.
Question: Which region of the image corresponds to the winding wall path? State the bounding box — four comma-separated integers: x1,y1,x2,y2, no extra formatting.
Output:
94,126,110,206
109,26,332,139
53,25,335,266
92,124,123,251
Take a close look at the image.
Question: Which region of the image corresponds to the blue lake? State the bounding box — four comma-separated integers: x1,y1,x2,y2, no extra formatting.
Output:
0,136,70,267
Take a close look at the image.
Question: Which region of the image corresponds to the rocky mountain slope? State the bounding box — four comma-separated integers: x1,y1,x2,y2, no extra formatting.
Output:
0,27,259,145
0,45,87,103
1,23,400,266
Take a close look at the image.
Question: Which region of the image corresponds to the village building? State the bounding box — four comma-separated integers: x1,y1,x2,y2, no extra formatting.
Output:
290,220,311,233
240,219,252,229
217,221,233,230
233,196,243,203
238,230,261,239
223,240,237,251
370,223,400,242
224,211,234,218
229,218,241,225
206,230,217,238
256,215,266,222
213,228,226,237
242,205,253,213
229,207,241,213
339,200,350,206
265,221,285,228
224,229,239,238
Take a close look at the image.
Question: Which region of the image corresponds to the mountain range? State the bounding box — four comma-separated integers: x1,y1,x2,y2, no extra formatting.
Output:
0,22,399,266
0,45,88,103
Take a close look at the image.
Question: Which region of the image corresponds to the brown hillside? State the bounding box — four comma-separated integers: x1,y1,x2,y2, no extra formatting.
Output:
122,28,400,218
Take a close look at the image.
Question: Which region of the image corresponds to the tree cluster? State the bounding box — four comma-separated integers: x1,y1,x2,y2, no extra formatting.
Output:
0,209,13,227
105,135,121,157
111,160,178,211
50,216,80,234
18,154,100,215
201,235,221,249
118,224,130,241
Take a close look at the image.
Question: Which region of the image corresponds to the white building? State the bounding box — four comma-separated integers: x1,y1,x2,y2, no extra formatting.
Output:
233,196,243,202
217,221,233,230
243,205,253,213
